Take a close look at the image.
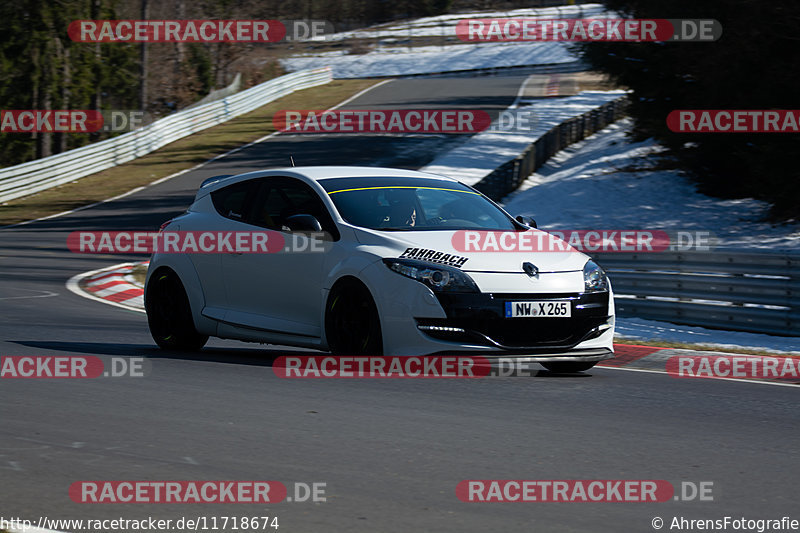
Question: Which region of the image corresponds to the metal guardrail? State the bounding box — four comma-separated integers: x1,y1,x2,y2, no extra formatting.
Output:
593,251,800,337
473,96,628,200
0,67,332,203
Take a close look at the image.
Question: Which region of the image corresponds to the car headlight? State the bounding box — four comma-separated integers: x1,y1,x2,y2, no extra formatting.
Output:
383,258,479,293
583,259,609,292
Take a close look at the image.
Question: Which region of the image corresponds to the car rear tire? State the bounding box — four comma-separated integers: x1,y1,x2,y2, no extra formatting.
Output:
541,361,597,373
145,269,208,351
325,279,383,355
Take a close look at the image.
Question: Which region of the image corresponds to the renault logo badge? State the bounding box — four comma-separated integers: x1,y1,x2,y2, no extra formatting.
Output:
523,262,539,278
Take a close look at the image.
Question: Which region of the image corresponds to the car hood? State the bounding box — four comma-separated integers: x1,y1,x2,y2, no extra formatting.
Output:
352,227,588,273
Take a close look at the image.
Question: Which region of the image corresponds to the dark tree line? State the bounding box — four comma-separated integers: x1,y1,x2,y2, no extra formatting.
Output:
577,0,800,220
0,0,456,167
0,0,139,163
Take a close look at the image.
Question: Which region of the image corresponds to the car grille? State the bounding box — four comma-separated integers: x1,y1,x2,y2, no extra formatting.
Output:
418,292,610,349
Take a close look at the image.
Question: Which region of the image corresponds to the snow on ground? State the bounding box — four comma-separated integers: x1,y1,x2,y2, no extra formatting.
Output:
502,118,800,250
321,3,606,41
421,90,627,185
281,42,578,78
282,4,613,78
615,317,800,355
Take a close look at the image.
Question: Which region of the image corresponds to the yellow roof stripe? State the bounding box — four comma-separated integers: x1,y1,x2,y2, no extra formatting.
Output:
327,186,479,195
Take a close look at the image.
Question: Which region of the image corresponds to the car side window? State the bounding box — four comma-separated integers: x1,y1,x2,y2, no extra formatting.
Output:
248,177,340,239
210,179,258,222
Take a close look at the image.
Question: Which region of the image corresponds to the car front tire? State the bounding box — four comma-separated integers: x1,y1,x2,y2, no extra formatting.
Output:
145,268,208,351
325,279,383,355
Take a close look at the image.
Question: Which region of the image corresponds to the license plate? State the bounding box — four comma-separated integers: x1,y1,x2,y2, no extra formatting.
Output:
504,300,571,318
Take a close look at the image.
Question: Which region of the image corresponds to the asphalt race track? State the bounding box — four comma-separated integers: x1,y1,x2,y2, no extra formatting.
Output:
1,76,798,532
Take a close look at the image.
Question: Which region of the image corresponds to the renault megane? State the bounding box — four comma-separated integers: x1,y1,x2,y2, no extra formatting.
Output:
145,166,614,372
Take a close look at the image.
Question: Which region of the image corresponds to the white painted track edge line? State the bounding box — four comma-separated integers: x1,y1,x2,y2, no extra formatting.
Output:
328,79,392,110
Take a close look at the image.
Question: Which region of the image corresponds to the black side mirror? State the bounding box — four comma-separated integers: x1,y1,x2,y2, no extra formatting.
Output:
285,214,323,232
515,215,537,229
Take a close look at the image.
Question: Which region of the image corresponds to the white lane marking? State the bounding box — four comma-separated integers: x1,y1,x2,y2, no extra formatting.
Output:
65,262,146,314
92,283,139,298
511,75,535,108
0,288,58,300
122,295,144,308
87,275,128,287
597,365,800,388
2,80,393,230
328,79,392,110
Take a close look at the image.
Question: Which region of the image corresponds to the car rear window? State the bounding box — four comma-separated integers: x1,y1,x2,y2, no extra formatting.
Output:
210,179,258,221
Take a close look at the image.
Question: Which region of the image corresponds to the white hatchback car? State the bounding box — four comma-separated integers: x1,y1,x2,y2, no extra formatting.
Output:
145,166,614,372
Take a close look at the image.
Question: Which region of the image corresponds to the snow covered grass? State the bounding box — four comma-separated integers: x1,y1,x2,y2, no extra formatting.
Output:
281,42,579,79
615,318,800,355
320,3,607,41
421,90,627,185
502,118,800,250
281,4,614,79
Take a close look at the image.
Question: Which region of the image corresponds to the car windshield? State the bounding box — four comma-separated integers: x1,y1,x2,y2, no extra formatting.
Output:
321,177,518,231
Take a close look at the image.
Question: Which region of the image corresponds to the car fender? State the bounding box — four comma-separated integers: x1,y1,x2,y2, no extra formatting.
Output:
146,253,218,336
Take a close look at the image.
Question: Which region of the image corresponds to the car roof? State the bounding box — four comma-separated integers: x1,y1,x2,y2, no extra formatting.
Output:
292,166,455,181
195,166,458,198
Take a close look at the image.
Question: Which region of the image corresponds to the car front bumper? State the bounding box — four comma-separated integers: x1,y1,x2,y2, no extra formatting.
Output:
362,261,615,357
418,290,613,352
